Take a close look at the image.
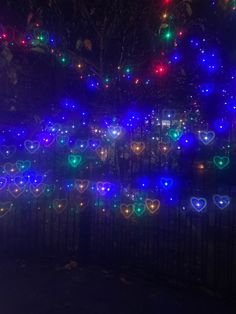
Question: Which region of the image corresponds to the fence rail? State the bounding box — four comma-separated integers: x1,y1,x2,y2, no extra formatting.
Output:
0,201,235,295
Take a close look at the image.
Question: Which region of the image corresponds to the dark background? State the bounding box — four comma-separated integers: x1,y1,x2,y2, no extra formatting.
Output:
0,0,236,118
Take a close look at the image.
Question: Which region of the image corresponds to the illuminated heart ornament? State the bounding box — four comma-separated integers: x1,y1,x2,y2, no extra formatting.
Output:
96,147,108,162
120,204,134,219
160,177,173,190
0,202,13,218
0,177,7,190
96,182,111,196
75,139,88,152
131,141,145,155
24,140,40,153
4,163,19,176
159,142,171,154
8,183,25,198
199,131,215,145
57,135,69,146
88,139,101,151
213,195,231,209
16,160,31,172
75,179,89,193
190,197,207,212
44,184,55,197
38,132,55,147
14,176,28,189
168,129,183,141
134,203,146,216
68,154,82,168
76,198,89,211
108,125,122,139
213,156,230,170
0,145,16,158
145,199,160,214
29,183,45,198
53,199,67,214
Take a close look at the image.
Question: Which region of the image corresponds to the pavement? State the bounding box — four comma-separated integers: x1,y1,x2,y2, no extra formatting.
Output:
0,258,235,314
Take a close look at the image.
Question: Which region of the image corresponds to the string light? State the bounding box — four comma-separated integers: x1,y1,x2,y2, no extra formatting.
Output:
0,3,235,220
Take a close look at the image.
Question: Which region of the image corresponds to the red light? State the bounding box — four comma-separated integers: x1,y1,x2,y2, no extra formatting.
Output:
21,40,26,45
155,65,166,75
178,31,183,37
163,0,171,4
2,33,7,39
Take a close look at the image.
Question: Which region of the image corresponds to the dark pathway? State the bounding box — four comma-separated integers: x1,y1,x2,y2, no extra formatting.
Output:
0,258,234,314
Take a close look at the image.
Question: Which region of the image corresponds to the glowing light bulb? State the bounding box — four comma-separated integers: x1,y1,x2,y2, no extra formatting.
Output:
164,30,172,40
163,12,168,19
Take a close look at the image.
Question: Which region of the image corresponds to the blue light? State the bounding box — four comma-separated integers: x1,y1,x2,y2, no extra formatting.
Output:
11,127,27,140
199,50,221,73
137,176,150,190
179,133,196,149
160,177,174,190
200,83,214,95
213,119,229,134
60,98,78,110
49,37,56,46
227,100,236,113
165,194,178,205
65,181,74,191
87,78,100,90
190,38,200,48
0,135,5,145
171,52,181,63
124,110,142,129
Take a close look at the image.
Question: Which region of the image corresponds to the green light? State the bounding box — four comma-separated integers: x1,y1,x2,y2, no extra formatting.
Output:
124,67,131,74
16,160,31,172
164,30,173,41
134,203,145,217
44,184,55,196
31,39,40,46
94,200,104,207
68,154,82,168
61,57,66,63
168,129,183,141
213,156,230,170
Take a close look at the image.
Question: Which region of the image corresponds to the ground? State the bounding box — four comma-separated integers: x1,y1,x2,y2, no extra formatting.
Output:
0,258,235,314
